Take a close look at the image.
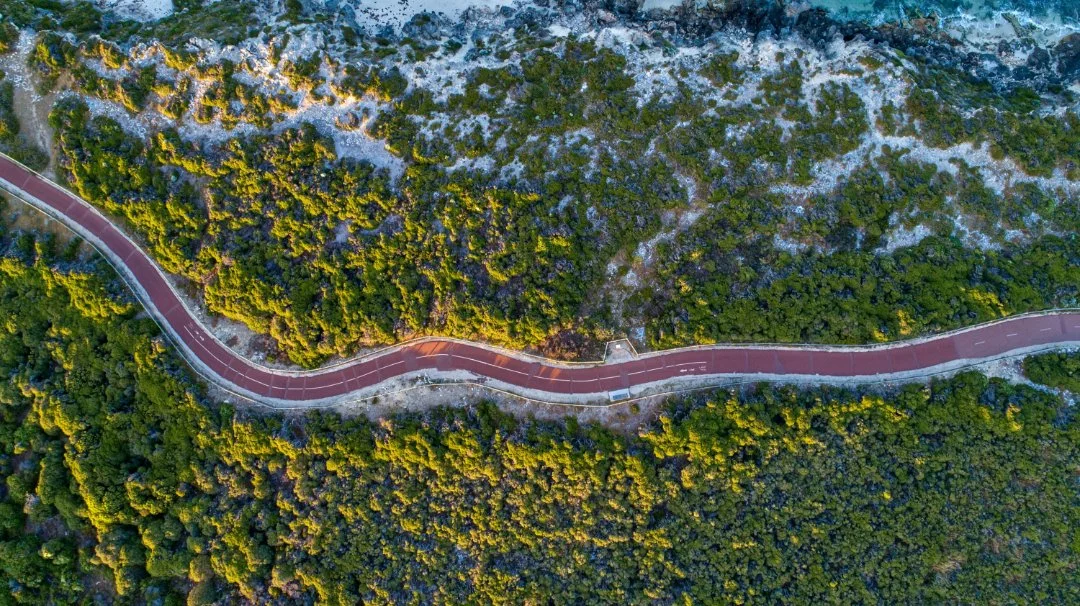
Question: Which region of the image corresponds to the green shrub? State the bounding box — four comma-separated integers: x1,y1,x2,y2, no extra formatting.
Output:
1023,352,1080,391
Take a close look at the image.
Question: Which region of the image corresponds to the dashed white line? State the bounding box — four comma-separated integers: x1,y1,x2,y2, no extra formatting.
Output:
182,324,277,388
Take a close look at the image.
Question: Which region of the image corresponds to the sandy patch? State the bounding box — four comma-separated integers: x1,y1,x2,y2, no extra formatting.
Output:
95,0,174,22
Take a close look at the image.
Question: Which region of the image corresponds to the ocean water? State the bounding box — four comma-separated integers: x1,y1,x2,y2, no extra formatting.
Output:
804,0,1080,56
806,0,1078,24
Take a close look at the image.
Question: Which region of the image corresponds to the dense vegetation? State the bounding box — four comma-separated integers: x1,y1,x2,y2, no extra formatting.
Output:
0,212,1077,603
646,229,1080,347
1024,351,1080,392
7,1,1080,369
2,4,1079,604
903,63,1080,180
40,27,1080,364
50,98,603,366
641,141,1080,346
0,0,259,46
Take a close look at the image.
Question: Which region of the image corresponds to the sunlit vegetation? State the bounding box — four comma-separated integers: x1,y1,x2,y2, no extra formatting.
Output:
27,31,77,92
10,4,1080,364
0,218,1076,601
50,98,605,366
2,4,1080,604
0,21,17,53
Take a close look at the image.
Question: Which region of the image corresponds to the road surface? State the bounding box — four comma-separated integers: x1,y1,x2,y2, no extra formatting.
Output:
2,154,1079,405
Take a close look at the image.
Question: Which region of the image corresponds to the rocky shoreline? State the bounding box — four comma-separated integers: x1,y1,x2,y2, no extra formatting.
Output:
371,0,1080,96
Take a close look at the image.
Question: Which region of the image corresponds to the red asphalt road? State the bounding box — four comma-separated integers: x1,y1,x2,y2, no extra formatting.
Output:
4,155,1080,402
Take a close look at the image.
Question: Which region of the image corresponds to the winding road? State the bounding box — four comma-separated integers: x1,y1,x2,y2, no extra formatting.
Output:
2,153,1079,406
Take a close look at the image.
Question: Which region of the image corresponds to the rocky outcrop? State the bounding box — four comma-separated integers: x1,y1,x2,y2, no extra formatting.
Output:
1054,32,1080,81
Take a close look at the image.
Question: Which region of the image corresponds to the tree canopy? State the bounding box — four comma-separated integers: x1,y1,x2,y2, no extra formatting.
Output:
0,211,1076,603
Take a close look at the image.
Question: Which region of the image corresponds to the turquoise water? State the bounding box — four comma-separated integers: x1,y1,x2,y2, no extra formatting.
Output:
805,0,1078,24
